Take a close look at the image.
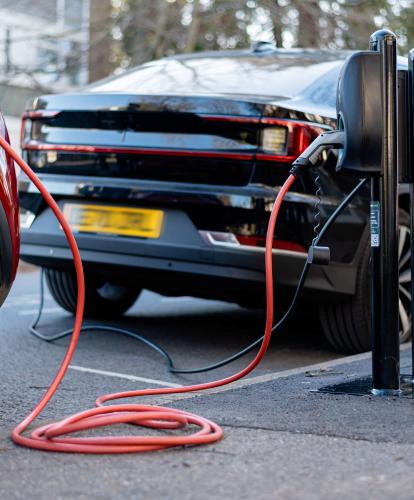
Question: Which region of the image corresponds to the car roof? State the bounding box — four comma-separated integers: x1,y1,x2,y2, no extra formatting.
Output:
87,48,351,101
168,47,352,62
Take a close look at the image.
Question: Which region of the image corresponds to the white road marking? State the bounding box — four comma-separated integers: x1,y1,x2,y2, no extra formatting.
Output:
69,365,182,388
4,298,41,307
18,307,62,316
3,294,55,309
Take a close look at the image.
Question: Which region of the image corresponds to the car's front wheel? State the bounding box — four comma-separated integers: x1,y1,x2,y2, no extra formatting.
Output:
319,209,411,353
44,268,141,319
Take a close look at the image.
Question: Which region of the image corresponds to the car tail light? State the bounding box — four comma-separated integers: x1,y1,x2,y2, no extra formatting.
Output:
20,112,327,167
20,110,60,149
261,127,288,155
258,118,327,163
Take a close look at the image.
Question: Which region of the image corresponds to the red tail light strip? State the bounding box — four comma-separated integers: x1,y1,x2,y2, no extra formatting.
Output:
21,113,327,164
255,153,300,164
22,141,255,161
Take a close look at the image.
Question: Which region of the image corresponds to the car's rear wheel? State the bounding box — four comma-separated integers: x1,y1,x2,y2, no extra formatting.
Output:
44,268,141,319
319,209,411,353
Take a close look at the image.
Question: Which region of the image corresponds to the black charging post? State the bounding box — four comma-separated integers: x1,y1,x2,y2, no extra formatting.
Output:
368,30,401,395
306,29,408,397
289,29,406,397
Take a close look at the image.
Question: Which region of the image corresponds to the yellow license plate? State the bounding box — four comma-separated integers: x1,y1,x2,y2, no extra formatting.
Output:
63,204,164,238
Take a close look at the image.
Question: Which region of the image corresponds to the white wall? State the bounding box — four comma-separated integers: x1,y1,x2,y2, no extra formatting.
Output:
0,0,89,91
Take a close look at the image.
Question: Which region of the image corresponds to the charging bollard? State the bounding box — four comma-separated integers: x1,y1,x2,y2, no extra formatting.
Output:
368,30,401,395
334,30,401,394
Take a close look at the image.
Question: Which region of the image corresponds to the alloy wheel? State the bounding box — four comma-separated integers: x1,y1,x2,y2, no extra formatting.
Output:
398,223,412,342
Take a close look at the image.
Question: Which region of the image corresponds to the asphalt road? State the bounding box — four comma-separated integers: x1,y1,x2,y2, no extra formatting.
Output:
0,265,347,499
5,264,341,386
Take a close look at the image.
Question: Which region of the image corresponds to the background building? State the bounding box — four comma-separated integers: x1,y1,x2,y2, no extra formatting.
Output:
0,0,89,88
0,0,90,117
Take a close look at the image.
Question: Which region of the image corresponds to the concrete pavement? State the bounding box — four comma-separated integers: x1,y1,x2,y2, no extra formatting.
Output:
1,266,413,499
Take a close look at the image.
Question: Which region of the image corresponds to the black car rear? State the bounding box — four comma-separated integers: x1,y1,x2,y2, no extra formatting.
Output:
19,47,391,352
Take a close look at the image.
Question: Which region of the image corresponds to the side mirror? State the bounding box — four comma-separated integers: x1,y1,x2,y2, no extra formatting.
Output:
336,51,382,174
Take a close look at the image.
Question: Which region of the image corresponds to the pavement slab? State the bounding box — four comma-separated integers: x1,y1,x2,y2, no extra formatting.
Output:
171,348,414,445
2,348,414,499
1,268,414,499
1,421,414,500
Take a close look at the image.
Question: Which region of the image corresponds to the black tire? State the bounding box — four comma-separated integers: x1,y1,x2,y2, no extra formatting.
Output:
319,209,411,353
45,268,141,319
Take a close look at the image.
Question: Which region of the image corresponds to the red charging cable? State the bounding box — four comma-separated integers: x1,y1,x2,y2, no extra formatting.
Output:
0,135,296,453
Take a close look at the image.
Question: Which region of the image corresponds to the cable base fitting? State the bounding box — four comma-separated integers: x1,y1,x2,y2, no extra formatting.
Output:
307,245,331,266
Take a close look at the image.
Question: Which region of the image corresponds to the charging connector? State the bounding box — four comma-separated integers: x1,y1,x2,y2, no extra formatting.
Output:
290,130,345,172
290,131,346,266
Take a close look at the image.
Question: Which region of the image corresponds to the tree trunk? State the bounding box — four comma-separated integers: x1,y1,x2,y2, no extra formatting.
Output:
88,0,113,82
263,0,283,47
184,0,201,53
296,0,321,48
272,16,283,47
152,0,169,59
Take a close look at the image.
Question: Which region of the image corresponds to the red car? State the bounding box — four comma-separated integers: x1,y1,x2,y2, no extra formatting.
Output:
0,113,20,305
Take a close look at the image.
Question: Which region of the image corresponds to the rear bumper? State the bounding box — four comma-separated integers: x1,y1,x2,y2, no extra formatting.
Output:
19,174,364,304
20,222,357,304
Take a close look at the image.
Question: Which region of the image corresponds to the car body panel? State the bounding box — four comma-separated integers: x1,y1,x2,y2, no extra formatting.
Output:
18,48,371,305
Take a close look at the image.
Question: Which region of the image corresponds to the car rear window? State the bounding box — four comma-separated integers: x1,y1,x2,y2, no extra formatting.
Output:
88,52,345,100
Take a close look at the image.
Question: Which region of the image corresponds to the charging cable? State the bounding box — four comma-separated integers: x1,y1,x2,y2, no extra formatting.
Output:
1,134,298,453
29,178,368,374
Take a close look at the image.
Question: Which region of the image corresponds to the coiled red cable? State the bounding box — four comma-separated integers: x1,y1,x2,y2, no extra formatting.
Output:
0,134,296,454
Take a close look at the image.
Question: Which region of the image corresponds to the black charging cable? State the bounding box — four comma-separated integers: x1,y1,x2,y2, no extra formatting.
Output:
29,177,368,374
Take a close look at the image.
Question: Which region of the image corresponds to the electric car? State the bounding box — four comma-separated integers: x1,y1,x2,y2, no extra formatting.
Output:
17,45,412,353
